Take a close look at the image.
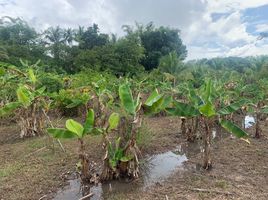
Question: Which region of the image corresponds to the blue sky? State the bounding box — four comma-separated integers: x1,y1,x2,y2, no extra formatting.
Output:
0,0,267,60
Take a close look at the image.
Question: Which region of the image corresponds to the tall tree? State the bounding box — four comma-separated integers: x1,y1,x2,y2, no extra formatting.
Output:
76,23,109,50
44,26,74,67
0,17,44,65
123,23,187,70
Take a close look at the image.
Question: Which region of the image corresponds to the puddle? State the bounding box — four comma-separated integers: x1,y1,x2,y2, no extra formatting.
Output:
143,151,187,187
53,151,187,200
245,115,255,129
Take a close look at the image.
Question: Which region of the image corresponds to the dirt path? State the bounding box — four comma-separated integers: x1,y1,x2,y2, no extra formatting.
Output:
0,117,267,200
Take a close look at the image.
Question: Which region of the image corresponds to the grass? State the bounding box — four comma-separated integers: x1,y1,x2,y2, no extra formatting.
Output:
215,180,229,189
136,123,153,149
0,162,24,178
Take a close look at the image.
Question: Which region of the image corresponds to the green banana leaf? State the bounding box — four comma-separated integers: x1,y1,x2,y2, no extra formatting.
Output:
83,109,95,135
17,86,31,107
0,102,21,116
144,89,163,106
47,128,77,139
218,99,248,115
199,101,216,117
144,96,164,115
66,119,84,138
166,101,200,117
28,68,37,83
204,79,212,102
119,84,135,115
220,119,248,138
161,96,173,110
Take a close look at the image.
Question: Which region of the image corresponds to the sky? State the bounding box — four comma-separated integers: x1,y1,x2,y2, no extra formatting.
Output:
0,0,268,60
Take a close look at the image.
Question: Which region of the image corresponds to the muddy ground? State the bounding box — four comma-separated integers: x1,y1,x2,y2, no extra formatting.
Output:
0,116,267,200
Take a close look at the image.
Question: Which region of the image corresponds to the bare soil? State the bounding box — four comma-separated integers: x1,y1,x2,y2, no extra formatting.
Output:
0,116,267,200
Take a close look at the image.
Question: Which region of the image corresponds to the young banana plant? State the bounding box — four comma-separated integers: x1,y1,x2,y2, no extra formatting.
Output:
167,79,249,170
101,112,128,181
47,109,100,182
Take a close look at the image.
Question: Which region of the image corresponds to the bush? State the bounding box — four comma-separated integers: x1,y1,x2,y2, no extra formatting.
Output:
38,73,63,93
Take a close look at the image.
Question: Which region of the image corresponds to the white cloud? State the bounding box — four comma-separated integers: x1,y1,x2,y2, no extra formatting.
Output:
0,0,117,32
186,46,223,60
206,0,268,13
185,1,268,60
255,24,268,33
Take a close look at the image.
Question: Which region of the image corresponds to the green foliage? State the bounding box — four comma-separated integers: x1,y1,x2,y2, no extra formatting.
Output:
128,23,187,70
16,86,31,107
52,89,90,110
144,89,163,106
47,128,77,139
219,119,248,138
119,83,136,115
66,119,84,138
108,137,132,169
261,106,268,114
74,37,144,75
108,112,120,131
48,109,99,139
218,100,248,115
0,102,21,116
28,68,36,83
199,102,216,117
0,17,45,66
166,101,200,117
76,23,109,50
37,73,63,93
84,109,95,134
158,51,186,74
0,46,8,61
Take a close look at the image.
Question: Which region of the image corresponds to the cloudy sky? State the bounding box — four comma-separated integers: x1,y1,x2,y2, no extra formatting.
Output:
0,0,268,60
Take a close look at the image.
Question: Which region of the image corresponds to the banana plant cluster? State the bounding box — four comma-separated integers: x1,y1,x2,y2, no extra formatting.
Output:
46,81,169,183
51,88,91,117
167,80,249,169
0,63,49,137
240,80,268,138
106,83,171,179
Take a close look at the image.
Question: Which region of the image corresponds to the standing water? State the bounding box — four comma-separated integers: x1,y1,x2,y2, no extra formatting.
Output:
53,151,188,200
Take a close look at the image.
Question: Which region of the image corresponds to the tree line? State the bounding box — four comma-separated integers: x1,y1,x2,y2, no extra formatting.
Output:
0,16,267,78
0,17,187,75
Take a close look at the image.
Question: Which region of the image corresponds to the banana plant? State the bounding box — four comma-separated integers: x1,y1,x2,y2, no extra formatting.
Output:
100,82,142,179
51,88,90,117
241,80,268,138
167,79,249,170
101,112,127,180
47,109,102,182
0,64,49,138
110,83,170,179
0,64,19,103
107,137,130,171
90,81,115,126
